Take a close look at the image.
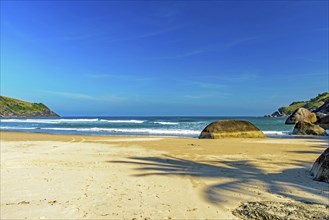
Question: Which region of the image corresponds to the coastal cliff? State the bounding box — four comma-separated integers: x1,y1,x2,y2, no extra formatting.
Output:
265,92,329,117
0,96,59,118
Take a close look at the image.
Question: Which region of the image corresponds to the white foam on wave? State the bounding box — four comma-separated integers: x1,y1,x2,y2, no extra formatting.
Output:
41,127,200,136
1,118,147,124
1,119,59,124
100,119,145,124
1,126,38,130
0,118,100,124
153,122,179,125
263,131,292,136
57,119,100,122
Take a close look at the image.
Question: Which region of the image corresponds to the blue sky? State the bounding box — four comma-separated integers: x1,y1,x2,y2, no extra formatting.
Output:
1,1,328,116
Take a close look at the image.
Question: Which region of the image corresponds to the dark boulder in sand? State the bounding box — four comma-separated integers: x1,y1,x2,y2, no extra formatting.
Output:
310,148,329,183
199,120,265,139
285,107,317,124
315,115,329,130
232,201,329,220
292,121,327,136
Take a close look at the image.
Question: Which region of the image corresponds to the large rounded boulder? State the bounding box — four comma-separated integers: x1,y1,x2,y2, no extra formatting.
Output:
285,107,317,124
199,120,265,139
292,121,327,136
310,148,329,183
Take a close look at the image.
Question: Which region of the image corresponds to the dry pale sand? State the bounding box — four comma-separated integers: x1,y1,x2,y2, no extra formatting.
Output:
1,131,328,219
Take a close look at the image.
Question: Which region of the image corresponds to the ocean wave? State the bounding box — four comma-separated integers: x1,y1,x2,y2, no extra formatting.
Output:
41,127,200,135
263,131,292,136
100,119,145,123
0,118,100,124
1,125,295,137
1,118,147,124
0,126,38,130
153,122,179,125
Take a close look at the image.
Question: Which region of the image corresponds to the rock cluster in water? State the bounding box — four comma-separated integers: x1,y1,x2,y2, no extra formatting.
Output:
280,103,329,136
264,92,329,136
285,107,317,124
292,121,326,136
290,110,328,136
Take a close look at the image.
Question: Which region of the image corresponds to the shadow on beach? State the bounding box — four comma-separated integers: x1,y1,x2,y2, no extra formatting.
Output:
109,148,329,206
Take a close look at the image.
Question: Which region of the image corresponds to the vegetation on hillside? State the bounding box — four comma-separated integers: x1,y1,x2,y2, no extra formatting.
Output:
0,96,59,117
278,92,329,116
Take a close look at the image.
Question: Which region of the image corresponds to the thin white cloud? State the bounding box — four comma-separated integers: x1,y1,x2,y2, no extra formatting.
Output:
86,74,112,79
193,82,228,90
109,26,181,42
2,21,35,43
190,72,258,83
183,92,232,100
295,57,328,64
46,91,126,102
85,73,153,82
143,49,204,60
301,72,328,77
225,36,261,48
3,21,103,43
133,26,179,39
312,27,328,32
99,94,127,102
47,91,95,100
142,36,259,60
56,32,100,41
221,73,258,82
183,94,214,99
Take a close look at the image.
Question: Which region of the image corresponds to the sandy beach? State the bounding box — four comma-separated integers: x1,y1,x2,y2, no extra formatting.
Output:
1,131,328,219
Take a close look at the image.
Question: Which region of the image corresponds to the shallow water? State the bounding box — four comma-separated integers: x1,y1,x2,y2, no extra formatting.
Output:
0,116,295,138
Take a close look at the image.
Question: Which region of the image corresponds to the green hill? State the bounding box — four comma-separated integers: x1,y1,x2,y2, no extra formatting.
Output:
267,92,329,117
0,96,59,118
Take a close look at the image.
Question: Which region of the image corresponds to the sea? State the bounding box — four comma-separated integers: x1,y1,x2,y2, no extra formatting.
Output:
0,116,297,138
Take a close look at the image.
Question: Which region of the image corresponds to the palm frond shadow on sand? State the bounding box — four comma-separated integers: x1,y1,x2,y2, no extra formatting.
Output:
110,153,329,205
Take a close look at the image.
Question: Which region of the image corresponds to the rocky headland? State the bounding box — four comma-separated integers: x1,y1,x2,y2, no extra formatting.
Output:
265,92,329,118
264,92,329,136
0,96,59,118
